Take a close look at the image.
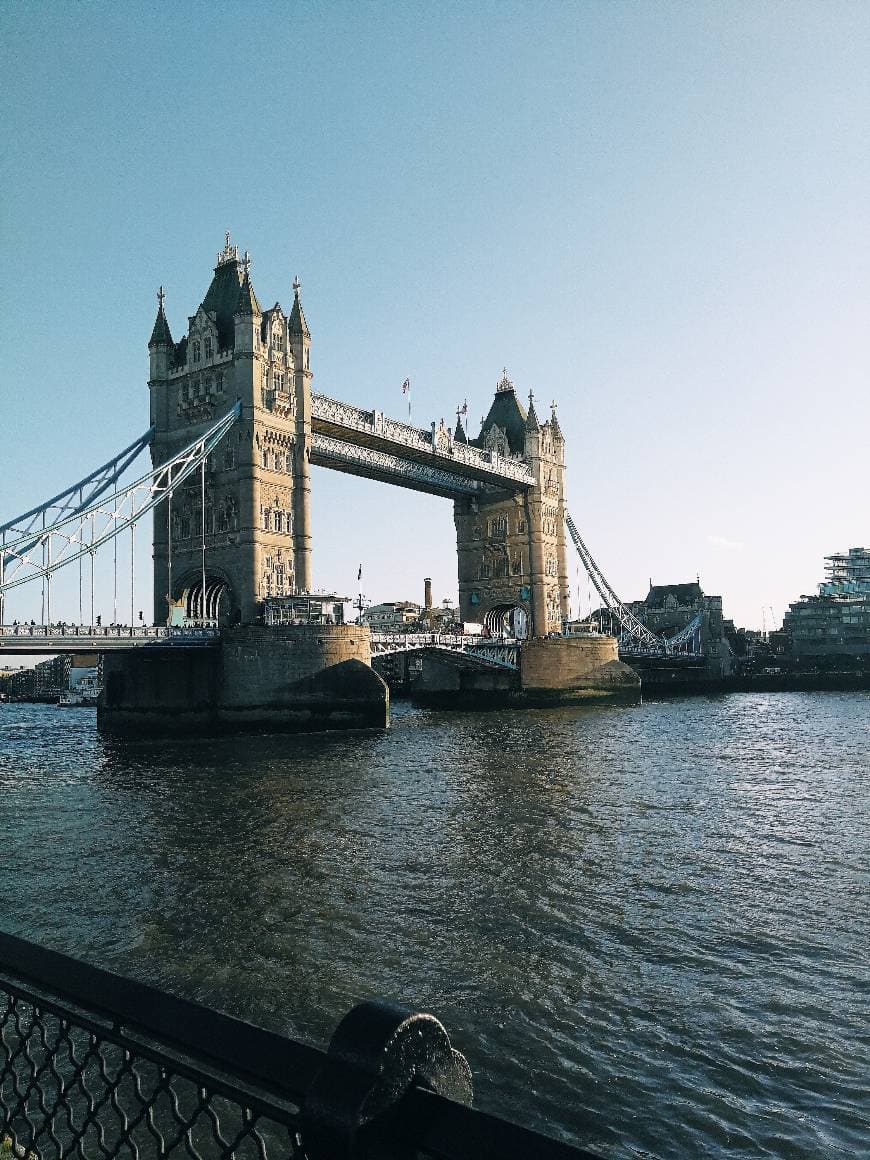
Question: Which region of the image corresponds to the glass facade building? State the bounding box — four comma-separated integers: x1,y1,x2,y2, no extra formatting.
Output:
785,547,870,656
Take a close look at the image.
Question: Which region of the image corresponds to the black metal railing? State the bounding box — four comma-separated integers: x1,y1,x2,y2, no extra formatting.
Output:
1,932,596,1160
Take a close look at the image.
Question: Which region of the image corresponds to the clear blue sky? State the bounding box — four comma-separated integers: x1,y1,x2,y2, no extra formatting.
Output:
2,0,868,634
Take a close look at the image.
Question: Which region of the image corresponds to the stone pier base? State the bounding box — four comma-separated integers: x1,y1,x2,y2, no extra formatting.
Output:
518,635,640,702
98,625,389,737
409,634,640,707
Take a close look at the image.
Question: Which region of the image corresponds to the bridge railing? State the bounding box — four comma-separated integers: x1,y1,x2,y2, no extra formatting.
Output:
0,624,220,641
369,633,520,669
312,394,535,487
370,631,466,650
0,931,594,1160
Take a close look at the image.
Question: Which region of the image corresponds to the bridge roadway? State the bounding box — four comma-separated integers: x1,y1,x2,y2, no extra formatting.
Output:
0,624,220,655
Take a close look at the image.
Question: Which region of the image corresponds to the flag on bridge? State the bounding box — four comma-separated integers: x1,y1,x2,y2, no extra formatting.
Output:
402,377,411,418
357,564,362,581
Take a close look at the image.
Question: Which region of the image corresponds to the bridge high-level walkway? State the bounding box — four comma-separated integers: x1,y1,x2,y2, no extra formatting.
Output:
311,393,535,498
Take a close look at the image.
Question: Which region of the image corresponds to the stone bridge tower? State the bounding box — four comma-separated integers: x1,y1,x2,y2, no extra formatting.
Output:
454,372,570,637
147,236,312,625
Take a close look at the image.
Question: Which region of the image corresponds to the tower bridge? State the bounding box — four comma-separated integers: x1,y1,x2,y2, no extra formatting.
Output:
1,236,719,728
143,234,571,639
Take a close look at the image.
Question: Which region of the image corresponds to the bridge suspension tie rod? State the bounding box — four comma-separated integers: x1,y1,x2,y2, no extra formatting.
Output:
0,403,240,596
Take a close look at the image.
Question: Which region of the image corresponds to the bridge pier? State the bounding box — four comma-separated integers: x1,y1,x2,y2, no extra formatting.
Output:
394,634,639,707
97,624,388,737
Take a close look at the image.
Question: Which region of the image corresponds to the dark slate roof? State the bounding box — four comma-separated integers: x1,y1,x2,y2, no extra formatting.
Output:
288,286,309,338
645,583,703,608
473,379,528,456
235,267,261,317
454,416,467,443
201,258,244,348
172,335,188,369
148,304,173,347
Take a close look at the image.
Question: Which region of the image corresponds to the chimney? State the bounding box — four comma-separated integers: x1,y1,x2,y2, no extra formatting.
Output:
424,577,433,612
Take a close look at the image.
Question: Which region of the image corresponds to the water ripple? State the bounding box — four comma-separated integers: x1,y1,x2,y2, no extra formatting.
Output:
0,694,867,1158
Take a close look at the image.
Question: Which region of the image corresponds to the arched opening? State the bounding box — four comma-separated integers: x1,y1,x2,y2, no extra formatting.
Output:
172,573,236,626
483,603,529,639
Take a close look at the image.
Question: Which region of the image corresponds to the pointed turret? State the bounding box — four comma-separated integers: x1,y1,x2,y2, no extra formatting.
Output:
525,390,540,432
288,275,310,338
233,254,262,355
149,287,173,348
454,416,467,443
550,401,564,442
235,257,261,317
149,287,174,387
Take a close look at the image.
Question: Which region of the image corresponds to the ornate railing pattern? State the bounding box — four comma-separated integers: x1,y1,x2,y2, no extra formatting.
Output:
369,633,519,669
312,394,535,487
0,625,220,652
311,435,500,497
0,931,595,1160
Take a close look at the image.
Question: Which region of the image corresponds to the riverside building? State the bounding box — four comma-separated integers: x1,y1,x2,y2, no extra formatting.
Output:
784,547,870,657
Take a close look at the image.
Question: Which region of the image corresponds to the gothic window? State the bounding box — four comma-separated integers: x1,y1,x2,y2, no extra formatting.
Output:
262,450,269,469
274,510,284,534
227,497,237,529
204,336,213,359
480,562,491,580
517,518,526,533
272,328,282,351
217,503,228,533
216,372,224,393
261,506,269,531
192,340,201,363
223,443,235,471
205,504,214,535
490,515,508,539
205,376,213,395
512,559,522,575
180,515,191,540
285,510,293,533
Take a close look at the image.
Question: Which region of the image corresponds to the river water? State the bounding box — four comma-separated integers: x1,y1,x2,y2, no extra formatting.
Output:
0,695,867,1157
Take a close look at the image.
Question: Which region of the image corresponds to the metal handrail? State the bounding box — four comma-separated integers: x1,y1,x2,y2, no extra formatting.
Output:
0,931,596,1160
